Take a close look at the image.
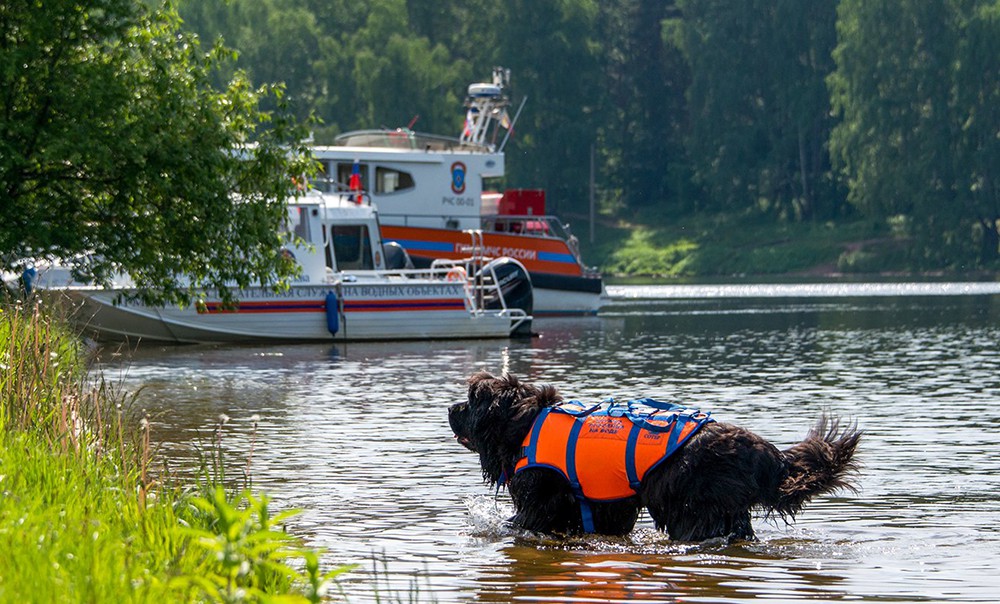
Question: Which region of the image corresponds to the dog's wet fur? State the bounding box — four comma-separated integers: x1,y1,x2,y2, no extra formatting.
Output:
449,371,861,540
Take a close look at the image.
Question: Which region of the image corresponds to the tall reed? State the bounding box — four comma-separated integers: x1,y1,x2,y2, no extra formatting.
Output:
0,299,347,602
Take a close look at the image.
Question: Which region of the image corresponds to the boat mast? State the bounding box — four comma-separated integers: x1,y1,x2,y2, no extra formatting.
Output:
460,67,512,149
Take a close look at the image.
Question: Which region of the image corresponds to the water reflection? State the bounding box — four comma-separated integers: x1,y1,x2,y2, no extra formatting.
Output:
467,534,870,603
106,285,1000,602
608,281,1000,299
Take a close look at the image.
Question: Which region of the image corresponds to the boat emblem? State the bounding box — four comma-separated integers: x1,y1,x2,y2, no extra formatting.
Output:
451,162,467,194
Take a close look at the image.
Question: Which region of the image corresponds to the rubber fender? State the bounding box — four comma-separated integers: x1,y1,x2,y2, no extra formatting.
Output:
325,291,339,335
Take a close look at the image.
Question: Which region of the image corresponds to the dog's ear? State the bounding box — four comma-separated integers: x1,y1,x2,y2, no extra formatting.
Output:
498,371,521,390
537,384,562,407
513,383,561,419
467,371,502,407
467,370,497,386
468,371,524,408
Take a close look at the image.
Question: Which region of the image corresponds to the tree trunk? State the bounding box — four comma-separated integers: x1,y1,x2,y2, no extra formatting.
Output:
980,217,1000,264
798,126,812,220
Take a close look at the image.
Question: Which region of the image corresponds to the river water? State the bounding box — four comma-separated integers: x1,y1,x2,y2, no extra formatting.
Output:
114,282,1000,603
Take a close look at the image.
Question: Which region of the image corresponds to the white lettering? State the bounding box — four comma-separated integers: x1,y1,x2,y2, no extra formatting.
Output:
455,244,538,261
346,284,463,299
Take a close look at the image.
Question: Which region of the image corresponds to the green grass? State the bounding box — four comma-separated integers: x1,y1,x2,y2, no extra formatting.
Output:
574,209,905,279
0,299,348,602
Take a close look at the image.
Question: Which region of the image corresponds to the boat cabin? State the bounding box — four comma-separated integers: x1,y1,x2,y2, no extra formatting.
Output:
307,142,503,233
283,192,387,282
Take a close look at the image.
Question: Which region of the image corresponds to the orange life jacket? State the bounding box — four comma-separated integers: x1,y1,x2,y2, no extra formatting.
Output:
512,399,713,532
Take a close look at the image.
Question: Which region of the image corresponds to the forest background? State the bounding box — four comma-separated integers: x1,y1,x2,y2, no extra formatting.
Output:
177,0,1000,278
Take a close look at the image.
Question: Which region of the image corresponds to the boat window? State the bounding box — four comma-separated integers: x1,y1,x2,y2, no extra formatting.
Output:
322,225,333,269
375,167,415,194
329,225,374,271
313,160,334,192
293,206,310,239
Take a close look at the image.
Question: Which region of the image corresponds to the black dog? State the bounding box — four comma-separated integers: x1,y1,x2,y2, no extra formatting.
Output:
449,371,861,540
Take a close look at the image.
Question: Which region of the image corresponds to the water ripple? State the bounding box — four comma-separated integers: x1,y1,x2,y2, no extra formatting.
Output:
110,287,1000,602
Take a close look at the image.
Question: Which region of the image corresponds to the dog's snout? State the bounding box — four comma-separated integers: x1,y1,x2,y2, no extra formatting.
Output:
448,402,466,429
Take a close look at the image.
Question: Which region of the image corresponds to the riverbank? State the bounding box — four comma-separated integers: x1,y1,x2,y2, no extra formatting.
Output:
0,301,343,602
575,210,990,280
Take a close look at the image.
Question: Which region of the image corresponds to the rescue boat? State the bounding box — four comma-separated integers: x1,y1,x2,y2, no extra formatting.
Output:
15,190,533,343
310,68,609,315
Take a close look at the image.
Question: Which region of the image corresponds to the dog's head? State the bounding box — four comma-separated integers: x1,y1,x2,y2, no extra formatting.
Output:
448,371,561,484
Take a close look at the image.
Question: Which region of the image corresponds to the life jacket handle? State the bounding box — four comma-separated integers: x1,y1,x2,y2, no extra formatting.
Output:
549,400,604,418
625,398,713,434
548,398,712,434
626,397,688,412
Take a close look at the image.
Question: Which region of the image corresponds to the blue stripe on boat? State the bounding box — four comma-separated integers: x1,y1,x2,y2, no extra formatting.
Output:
538,251,577,264
385,238,455,253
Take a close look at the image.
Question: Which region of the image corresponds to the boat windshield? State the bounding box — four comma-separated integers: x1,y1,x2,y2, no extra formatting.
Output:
334,129,492,153
326,224,374,271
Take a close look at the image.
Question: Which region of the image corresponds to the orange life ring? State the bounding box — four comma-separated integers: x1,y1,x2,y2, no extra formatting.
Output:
446,266,467,282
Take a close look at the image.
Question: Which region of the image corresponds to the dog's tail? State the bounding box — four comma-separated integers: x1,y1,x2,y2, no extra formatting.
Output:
774,415,861,519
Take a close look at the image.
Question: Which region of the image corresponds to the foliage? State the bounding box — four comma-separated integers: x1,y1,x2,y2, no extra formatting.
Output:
0,0,314,305
593,213,884,278
8,0,1000,280
596,0,691,212
829,0,1000,269
603,228,699,277
0,301,349,601
673,0,843,221
170,487,354,602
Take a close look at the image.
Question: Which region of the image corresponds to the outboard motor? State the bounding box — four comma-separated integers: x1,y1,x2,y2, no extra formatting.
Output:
476,257,533,336
383,241,415,270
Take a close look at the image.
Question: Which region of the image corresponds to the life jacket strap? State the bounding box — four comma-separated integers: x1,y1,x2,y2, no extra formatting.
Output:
625,420,644,492
521,407,551,466
562,415,596,533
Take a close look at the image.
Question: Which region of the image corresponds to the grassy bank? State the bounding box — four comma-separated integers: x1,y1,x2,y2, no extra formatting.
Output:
574,210,918,279
0,301,345,602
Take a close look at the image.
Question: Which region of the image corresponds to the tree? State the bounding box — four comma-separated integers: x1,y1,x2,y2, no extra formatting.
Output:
341,0,470,136
492,0,603,212
951,1,1000,263
407,0,502,67
676,0,841,220
603,0,691,212
176,0,471,142
0,0,313,304
829,0,1000,267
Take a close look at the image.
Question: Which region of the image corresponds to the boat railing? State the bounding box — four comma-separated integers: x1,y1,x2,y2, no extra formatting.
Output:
482,214,572,240
427,256,531,333
307,182,373,206
481,217,607,277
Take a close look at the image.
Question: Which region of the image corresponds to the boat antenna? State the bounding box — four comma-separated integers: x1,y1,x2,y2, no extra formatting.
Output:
498,96,527,153
460,67,511,148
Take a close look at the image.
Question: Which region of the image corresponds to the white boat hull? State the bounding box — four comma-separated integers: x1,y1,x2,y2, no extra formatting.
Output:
61,281,525,344
531,286,610,316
